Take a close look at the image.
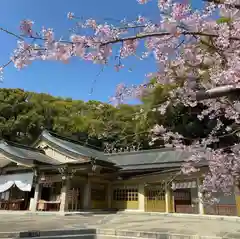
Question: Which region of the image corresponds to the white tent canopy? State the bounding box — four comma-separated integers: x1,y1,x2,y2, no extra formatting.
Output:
0,173,34,193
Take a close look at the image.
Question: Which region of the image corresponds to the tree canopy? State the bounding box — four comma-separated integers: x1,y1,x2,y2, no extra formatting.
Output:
1,0,240,198
1,86,223,152
0,88,139,150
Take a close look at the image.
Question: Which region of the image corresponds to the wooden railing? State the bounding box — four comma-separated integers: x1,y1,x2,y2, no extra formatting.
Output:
205,204,237,216
0,199,25,210
37,200,60,211
175,204,198,214
175,204,237,216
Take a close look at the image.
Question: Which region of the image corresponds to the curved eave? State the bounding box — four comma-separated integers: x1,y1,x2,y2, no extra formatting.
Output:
40,136,91,162
118,161,185,172
92,158,119,169
0,149,34,168
38,132,116,167
124,168,181,181
0,149,57,168
127,165,208,181
63,159,120,171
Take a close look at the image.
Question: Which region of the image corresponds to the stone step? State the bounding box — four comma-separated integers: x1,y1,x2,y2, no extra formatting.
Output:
18,235,95,239
115,211,240,222
0,229,96,239
0,228,231,239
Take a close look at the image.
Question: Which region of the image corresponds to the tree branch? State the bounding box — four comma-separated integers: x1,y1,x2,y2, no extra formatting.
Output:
204,0,240,10
196,85,240,100
101,31,240,46
0,27,24,41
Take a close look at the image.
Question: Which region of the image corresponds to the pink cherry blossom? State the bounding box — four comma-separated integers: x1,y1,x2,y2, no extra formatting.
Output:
20,20,34,36
120,39,138,57
114,64,124,72
137,0,150,4
67,12,74,20
151,124,166,134
42,28,54,43
171,3,190,20
2,0,240,201
137,15,146,23
85,19,97,29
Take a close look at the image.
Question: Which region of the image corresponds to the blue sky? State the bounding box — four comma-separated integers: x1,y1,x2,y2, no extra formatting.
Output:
0,0,203,103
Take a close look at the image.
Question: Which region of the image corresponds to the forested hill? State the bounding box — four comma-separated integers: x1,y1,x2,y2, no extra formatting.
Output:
0,87,236,152
0,88,150,151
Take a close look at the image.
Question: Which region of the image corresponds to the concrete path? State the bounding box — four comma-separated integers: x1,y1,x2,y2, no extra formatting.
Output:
0,212,240,238
97,213,240,238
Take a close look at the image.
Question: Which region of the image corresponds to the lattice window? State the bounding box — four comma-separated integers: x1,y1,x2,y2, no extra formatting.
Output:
0,191,9,200
145,183,165,201
146,188,165,200
173,190,191,200
113,188,138,201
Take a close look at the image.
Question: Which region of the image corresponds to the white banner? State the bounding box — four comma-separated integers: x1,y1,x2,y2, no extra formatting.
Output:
0,173,33,193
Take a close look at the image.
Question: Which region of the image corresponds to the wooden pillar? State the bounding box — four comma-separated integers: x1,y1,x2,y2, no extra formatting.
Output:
235,184,240,216
107,183,112,209
165,181,172,213
197,178,204,215
30,183,41,212
59,177,70,212
138,183,145,212
83,178,91,210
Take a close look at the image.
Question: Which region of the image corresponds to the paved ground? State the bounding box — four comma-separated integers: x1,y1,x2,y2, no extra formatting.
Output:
98,213,240,237
0,212,240,238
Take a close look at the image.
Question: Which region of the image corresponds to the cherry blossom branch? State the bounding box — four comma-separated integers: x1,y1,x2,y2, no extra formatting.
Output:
0,0,239,197
196,85,240,101
0,27,24,41
100,31,240,46
0,26,73,45
204,0,240,10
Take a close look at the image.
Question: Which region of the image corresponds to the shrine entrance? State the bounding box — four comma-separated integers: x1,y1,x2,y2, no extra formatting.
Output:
91,183,108,209
68,187,82,211
144,183,165,212
172,180,198,214
112,184,139,210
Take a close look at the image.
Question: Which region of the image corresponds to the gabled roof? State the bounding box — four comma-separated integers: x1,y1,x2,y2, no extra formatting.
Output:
34,130,206,173
0,140,61,167
34,130,115,167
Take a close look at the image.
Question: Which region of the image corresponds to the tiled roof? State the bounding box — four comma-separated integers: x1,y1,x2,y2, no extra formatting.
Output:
106,148,190,164
106,148,206,171
35,131,207,172
36,131,115,166
0,140,61,167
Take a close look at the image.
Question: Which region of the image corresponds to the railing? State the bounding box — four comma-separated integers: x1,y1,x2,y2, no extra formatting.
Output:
175,204,198,214
175,204,237,216
0,199,25,210
205,204,237,216
37,200,60,211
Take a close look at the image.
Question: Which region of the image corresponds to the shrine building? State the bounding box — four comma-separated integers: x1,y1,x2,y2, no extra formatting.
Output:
0,130,239,216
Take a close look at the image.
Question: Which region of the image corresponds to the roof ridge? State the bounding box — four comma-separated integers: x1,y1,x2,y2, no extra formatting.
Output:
105,147,174,156
45,130,104,152
118,161,185,166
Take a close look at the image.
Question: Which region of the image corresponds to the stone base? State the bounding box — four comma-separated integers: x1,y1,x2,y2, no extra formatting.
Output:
0,228,233,239
0,212,239,238
0,210,240,222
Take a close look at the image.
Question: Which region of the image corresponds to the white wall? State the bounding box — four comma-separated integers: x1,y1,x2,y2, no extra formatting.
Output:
37,142,77,163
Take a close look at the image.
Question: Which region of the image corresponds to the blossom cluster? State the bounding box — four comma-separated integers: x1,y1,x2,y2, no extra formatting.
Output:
1,0,240,198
